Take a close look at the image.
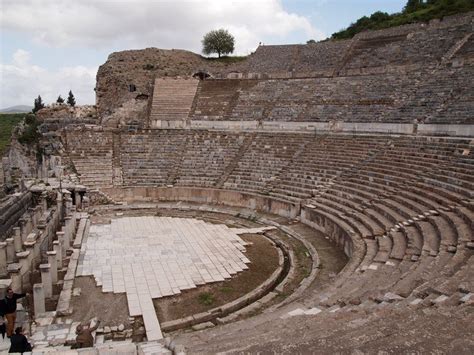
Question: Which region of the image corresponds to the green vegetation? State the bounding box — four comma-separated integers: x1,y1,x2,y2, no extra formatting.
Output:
0,113,24,156
202,29,235,58
198,292,215,306
332,0,474,40
32,95,45,113
18,113,41,146
67,90,76,107
219,286,233,293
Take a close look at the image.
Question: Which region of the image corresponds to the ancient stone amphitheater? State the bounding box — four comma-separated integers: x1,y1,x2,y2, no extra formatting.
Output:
1,12,474,354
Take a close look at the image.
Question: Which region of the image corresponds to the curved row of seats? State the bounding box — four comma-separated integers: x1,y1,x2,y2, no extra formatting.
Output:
66,129,473,304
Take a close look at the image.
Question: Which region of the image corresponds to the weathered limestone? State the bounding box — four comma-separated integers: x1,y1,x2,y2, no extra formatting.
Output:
0,279,12,299
53,240,62,265
46,251,58,284
33,283,46,315
5,238,15,263
57,231,66,255
40,263,53,298
7,264,22,292
0,242,7,277
13,227,22,252
16,251,30,276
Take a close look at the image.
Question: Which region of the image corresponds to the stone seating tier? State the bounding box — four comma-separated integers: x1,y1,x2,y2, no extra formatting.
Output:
66,129,473,304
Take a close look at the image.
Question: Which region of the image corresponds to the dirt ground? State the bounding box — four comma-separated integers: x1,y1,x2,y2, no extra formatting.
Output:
76,207,346,330
154,233,279,322
70,276,132,328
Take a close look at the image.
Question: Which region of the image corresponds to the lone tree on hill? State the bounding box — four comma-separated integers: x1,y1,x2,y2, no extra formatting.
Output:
202,29,235,58
67,90,76,107
32,95,45,113
56,95,65,104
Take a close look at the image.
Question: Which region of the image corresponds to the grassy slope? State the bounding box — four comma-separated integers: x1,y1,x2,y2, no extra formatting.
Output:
331,0,474,39
0,113,25,156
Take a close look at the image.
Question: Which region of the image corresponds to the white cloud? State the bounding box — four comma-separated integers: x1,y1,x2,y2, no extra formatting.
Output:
0,49,97,108
1,0,325,54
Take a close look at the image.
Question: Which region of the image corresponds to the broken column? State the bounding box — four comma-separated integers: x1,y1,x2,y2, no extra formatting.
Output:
19,219,28,244
57,231,66,255
33,283,46,315
39,264,52,298
13,227,22,252
16,251,30,277
64,216,73,249
5,238,15,263
74,192,82,210
46,251,58,284
53,240,62,266
0,279,12,299
40,191,48,212
0,242,7,277
7,264,22,292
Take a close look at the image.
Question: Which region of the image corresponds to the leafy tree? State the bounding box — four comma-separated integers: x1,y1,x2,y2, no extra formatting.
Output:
202,29,235,58
56,95,65,104
404,0,426,13
306,39,317,44
67,90,76,107
32,95,45,113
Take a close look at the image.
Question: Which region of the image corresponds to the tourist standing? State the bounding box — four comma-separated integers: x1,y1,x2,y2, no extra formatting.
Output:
1,288,26,338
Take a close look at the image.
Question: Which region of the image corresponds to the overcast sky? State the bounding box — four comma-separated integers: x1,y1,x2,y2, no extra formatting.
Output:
0,0,406,108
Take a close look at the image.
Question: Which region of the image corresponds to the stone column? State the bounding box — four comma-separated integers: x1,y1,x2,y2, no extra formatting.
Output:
34,206,42,226
0,279,12,299
41,191,48,212
23,240,37,269
33,283,46,315
74,192,82,210
64,217,73,249
39,264,52,298
0,243,7,277
5,238,15,263
53,240,62,266
57,231,66,255
13,227,22,252
7,264,22,292
25,214,33,236
16,251,30,275
56,191,63,220
19,219,28,244
46,251,58,284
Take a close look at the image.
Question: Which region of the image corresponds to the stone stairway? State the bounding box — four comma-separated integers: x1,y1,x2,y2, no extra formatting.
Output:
149,78,199,127
215,133,255,188
112,131,123,186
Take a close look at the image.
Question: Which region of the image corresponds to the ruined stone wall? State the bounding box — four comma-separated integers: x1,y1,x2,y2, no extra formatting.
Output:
95,12,473,126
0,191,32,238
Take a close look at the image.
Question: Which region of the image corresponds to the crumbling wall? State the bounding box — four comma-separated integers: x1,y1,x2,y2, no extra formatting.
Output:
0,191,32,238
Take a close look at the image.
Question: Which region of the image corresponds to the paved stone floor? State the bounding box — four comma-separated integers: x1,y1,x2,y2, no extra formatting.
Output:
76,216,255,341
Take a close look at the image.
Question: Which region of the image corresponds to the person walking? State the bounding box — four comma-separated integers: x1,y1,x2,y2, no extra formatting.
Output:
8,327,32,353
1,288,26,338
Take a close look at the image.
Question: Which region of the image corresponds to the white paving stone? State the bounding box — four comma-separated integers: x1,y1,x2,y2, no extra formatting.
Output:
77,216,258,341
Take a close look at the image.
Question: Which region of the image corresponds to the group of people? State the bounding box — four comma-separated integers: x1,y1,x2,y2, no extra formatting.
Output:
0,288,32,353
0,287,100,353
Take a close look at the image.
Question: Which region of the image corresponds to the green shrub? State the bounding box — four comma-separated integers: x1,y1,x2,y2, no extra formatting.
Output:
198,292,215,306
0,113,25,155
331,0,474,40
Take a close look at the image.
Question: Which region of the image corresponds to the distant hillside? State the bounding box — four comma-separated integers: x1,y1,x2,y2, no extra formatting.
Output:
332,0,474,39
0,105,32,113
0,113,25,156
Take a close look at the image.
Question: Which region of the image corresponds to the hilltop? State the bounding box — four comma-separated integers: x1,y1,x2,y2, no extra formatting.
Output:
332,0,474,39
